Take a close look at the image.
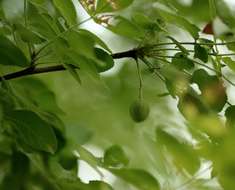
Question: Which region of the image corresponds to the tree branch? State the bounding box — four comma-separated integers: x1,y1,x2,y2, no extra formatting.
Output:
0,49,137,81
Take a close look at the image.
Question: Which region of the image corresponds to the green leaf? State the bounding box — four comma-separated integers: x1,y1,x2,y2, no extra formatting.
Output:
63,62,82,85
66,30,95,59
103,145,129,167
58,151,77,171
225,106,235,127
156,128,200,174
66,51,100,80
96,0,134,13
215,0,235,28
157,9,200,39
194,44,208,63
14,23,45,44
0,87,15,114
78,29,112,53
109,168,160,190
131,12,164,35
94,48,114,72
28,0,45,5
52,0,77,26
222,57,235,72
12,78,63,114
49,156,78,181
8,110,57,153
171,52,194,70
107,16,144,40
0,35,29,67
86,181,113,190
0,151,30,190
1,0,24,21
77,146,102,175
28,5,59,39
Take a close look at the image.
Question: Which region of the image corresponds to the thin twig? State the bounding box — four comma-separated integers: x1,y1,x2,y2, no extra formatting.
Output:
153,41,235,47
136,59,143,100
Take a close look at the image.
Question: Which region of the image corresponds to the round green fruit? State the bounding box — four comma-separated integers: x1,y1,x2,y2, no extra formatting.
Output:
129,100,150,122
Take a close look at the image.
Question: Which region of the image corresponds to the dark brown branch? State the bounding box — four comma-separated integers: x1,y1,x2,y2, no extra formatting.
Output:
0,65,77,81
0,49,137,81
111,49,137,59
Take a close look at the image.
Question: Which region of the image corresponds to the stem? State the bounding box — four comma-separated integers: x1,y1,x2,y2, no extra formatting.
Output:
153,41,235,47
24,0,33,57
150,48,235,57
136,59,143,100
153,54,235,87
141,57,165,82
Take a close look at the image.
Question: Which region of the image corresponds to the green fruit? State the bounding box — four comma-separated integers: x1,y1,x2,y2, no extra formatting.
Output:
129,100,150,122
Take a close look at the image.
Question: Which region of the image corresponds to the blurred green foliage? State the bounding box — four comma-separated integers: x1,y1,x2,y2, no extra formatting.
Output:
1,0,235,189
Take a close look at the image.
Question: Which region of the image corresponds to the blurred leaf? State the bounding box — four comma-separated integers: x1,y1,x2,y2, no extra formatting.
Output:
78,29,111,53
77,146,102,174
49,156,78,181
191,69,227,112
156,128,200,174
8,110,57,153
0,151,29,190
103,145,129,167
215,0,235,28
1,0,24,21
161,65,190,97
66,51,100,79
58,151,77,171
157,9,200,39
96,0,134,13
28,4,59,39
86,181,113,190
131,12,161,31
66,30,95,59
191,114,227,138
171,52,194,70
218,163,235,190
28,0,45,5
0,86,15,114
52,0,77,26
0,25,12,35
225,106,235,127
222,57,235,72
0,35,29,67
109,168,160,190
178,89,209,120
12,78,63,114
107,16,144,40
63,62,82,85
194,44,208,63
94,48,114,72
14,23,45,44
